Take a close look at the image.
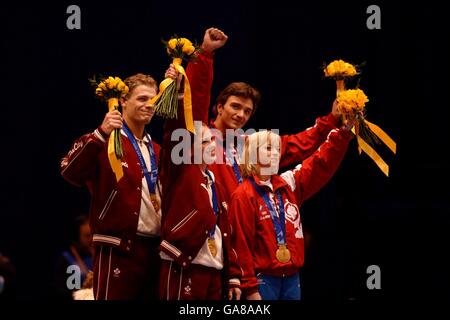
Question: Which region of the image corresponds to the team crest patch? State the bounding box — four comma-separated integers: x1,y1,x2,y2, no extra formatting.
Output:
284,201,303,239
285,202,299,221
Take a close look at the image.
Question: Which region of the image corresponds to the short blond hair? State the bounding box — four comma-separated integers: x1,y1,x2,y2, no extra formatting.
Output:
240,131,281,179
123,73,157,97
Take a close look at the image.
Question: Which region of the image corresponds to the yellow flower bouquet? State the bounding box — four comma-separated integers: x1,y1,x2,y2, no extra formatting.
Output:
324,59,359,95
90,76,129,181
149,36,201,133
336,88,396,176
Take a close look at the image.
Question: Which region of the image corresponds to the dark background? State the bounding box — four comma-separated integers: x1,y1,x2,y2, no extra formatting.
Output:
1,0,449,301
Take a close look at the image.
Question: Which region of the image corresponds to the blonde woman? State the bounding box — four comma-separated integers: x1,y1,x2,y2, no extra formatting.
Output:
227,120,354,300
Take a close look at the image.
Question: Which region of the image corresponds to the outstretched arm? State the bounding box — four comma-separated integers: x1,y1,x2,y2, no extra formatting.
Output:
186,27,228,123
280,118,354,204
161,28,228,190
279,100,341,169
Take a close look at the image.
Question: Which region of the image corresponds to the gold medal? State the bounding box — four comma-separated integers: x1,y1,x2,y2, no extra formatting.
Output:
150,193,160,212
207,237,217,257
275,244,291,263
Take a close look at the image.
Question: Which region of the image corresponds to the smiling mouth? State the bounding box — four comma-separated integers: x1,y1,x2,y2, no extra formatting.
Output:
142,110,154,116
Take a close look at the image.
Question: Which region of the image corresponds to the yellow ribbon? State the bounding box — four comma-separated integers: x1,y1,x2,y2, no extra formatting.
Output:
364,120,396,154
149,57,195,133
336,81,396,177
350,120,396,177
107,98,123,182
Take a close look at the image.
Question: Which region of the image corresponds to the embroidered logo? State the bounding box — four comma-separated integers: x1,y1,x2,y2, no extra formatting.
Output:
184,286,191,295
68,141,84,157
183,278,192,296
285,202,303,239
113,268,121,278
121,162,128,168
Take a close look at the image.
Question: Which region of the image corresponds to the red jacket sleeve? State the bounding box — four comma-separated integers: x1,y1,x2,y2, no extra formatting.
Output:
60,127,108,187
186,50,214,124
160,51,214,192
279,113,340,169
280,128,352,204
228,189,259,295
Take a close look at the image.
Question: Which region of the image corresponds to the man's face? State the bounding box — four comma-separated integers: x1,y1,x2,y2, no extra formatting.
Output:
217,95,254,129
121,85,157,124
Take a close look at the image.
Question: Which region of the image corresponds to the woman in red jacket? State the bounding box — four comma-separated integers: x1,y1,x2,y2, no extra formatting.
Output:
158,123,235,300
228,120,354,300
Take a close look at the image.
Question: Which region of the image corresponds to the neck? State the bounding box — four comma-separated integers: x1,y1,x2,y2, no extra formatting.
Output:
199,163,208,173
257,173,271,182
213,118,226,136
124,116,145,139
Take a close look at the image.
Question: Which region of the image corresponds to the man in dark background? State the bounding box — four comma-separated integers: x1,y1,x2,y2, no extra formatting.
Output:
0,0,449,301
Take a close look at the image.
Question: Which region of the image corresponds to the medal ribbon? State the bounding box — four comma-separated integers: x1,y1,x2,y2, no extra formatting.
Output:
122,123,158,194
249,178,286,245
213,129,243,185
205,170,219,238
225,147,243,184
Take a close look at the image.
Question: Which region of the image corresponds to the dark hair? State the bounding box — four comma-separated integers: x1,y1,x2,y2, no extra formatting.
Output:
71,215,89,244
212,82,261,116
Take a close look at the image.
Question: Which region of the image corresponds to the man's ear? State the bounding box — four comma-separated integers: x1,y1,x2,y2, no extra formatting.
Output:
216,103,224,115
120,96,127,110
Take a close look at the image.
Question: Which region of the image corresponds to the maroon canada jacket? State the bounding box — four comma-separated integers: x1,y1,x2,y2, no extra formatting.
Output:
159,165,231,270
60,127,161,254
159,50,234,271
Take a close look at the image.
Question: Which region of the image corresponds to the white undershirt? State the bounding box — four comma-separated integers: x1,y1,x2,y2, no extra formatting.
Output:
123,131,161,237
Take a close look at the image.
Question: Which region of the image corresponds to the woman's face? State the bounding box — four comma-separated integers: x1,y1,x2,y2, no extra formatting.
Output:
257,134,280,176
191,124,217,164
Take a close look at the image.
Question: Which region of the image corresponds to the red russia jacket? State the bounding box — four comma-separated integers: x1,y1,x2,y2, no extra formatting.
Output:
178,47,342,196
228,128,352,295
60,127,161,254
208,113,341,196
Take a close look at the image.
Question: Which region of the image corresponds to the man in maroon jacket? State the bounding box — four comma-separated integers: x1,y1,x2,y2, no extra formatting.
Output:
184,34,343,200
61,74,163,300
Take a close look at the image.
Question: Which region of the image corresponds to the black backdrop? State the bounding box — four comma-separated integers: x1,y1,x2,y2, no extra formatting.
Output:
1,0,449,301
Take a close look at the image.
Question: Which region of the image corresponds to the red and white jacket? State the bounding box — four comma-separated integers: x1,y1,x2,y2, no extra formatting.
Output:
208,113,341,196
228,128,352,295
60,127,161,253
180,47,341,196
